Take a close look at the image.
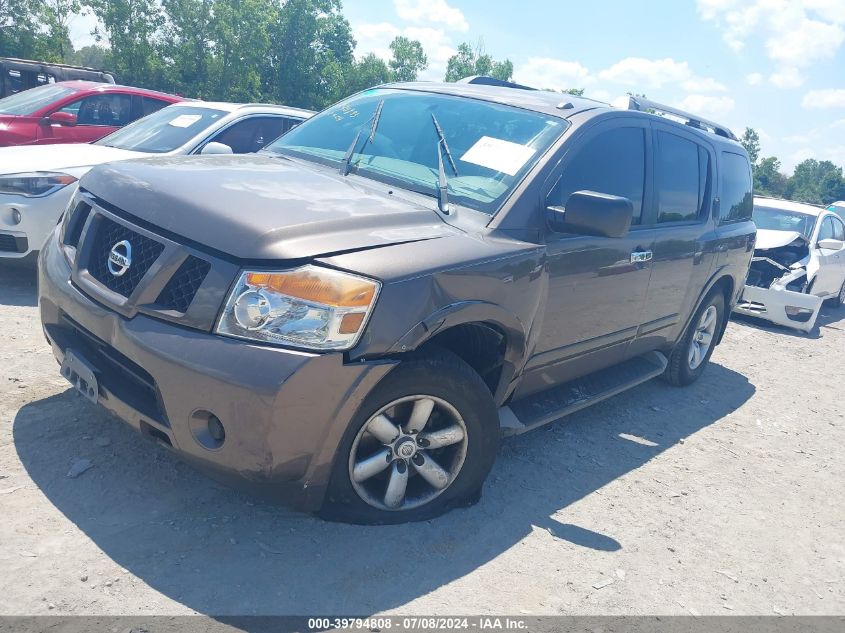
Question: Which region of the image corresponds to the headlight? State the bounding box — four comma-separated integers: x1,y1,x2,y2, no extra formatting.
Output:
216,265,380,350
0,172,78,197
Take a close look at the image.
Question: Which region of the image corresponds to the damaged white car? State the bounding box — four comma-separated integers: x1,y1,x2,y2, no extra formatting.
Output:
735,197,845,332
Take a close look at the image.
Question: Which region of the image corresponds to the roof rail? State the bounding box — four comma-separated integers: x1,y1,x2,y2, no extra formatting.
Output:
457,75,536,91
627,96,738,141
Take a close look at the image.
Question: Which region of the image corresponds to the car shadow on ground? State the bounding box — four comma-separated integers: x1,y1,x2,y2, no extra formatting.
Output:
13,360,754,615
0,260,37,307
731,301,845,339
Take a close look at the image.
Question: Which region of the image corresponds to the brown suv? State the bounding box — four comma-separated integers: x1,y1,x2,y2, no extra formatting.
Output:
38,82,755,523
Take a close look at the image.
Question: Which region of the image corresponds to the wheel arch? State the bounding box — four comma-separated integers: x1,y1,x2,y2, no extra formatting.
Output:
385,301,528,404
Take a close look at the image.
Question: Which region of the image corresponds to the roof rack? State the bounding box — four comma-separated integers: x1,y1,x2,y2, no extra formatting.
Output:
627,96,738,141
457,75,536,91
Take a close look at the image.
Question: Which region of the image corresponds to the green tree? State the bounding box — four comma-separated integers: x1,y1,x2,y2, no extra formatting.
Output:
388,35,426,82
444,41,512,82
346,52,391,93
740,127,760,165
39,0,81,61
85,0,165,87
562,88,585,96
269,0,355,109
160,0,215,97
0,0,44,59
786,159,844,205
67,44,109,68
753,156,787,198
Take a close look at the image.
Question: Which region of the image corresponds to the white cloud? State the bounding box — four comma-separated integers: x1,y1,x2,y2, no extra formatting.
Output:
802,88,845,108
682,76,727,92
746,72,764,85
676,94,736,119
393,0,469,32
770,67,804,88
598,57,691,88
596,57,726,94
354,22,401,61
513,58,591,91
698,0,845,87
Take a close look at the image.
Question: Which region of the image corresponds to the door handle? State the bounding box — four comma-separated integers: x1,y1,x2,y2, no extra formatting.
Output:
630,250,653,263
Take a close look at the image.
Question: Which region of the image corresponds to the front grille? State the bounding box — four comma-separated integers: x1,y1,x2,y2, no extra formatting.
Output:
62,201,92,248
155,256,211,313
87,216,164,297
0,233,27,253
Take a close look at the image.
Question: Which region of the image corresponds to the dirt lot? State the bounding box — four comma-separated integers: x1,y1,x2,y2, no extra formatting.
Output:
0,261,843,617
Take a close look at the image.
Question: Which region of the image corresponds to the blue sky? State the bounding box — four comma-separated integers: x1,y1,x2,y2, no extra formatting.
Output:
70,1,845,172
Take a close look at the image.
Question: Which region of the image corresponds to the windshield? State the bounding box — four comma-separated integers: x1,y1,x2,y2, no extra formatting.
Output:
752,205,817,238
265,88,566,214
95,105,227,153
0,84,77,115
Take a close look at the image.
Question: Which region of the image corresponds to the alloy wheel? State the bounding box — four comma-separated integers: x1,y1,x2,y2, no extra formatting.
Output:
688,305,717,370
348,395,468,511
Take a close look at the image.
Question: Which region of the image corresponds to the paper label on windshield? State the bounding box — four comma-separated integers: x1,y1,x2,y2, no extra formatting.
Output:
168,114,202,128
460,136,536,176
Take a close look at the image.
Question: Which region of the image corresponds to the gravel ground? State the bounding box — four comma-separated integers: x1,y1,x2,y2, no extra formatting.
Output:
0,261,843,616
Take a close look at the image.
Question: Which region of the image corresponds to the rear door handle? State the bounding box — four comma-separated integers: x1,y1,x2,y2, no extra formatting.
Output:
630,250,653,263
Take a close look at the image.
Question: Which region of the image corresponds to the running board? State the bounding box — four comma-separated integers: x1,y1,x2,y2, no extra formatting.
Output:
498,351,668,436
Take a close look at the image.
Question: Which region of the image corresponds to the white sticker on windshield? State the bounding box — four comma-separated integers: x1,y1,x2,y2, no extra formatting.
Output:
168,114,202,128
460,136,536,176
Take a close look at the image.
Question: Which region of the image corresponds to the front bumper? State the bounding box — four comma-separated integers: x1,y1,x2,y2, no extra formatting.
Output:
734,284,823,333
0,186,75,258
38,230,395,511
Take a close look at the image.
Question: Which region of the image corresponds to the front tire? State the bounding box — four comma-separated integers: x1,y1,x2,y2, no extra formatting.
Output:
319,347,499,524
663,290,725,386
829,278,845,308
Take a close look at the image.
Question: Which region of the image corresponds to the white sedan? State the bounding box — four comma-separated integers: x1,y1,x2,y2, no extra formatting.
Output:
0,101,312,259
735,197,845,332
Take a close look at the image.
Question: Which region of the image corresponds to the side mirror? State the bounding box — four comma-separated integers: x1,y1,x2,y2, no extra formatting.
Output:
200,141,233,155
547,190,633,238
818,238,844,251
45,111,77,127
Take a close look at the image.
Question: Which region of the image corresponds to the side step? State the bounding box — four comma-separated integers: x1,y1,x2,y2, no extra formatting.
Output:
498,351,668,436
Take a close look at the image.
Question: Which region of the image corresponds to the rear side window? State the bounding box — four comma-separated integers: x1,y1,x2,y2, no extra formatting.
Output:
655,131,709,223
548,126,646,224
720,152,753,223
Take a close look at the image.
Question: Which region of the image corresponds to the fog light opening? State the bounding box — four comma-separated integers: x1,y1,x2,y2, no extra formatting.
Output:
208,414,225,442
11,208,22,225
189,410,226,450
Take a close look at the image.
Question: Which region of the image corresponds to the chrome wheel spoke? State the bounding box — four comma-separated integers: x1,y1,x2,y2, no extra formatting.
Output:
384,460,408,508
417,425,465,449
700,307,716,331
352,448,392,483
411,451,450,490
367,414,400,444
405,397,435,434
349,395,468,512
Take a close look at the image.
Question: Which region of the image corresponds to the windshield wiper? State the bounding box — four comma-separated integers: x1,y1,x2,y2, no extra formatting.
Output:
431,113,458,214
339,99,384,176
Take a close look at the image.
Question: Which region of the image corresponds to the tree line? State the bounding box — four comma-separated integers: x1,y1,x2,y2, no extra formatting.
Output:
740,128,845,207
0,0,514,110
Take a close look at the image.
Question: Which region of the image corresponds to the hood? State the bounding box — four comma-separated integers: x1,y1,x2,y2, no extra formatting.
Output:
754,229,805,250
0,143,144,174
80,154,456,260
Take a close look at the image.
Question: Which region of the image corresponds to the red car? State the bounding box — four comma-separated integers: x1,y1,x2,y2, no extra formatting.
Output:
0,81,183,147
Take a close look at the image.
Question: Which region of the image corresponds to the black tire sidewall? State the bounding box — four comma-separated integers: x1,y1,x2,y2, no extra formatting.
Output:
668,291,725,385
319,348,499,524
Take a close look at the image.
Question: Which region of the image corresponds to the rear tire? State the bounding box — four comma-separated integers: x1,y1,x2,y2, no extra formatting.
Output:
663,290,725,386
319,347,499,524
